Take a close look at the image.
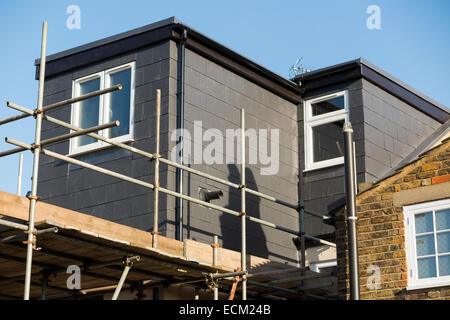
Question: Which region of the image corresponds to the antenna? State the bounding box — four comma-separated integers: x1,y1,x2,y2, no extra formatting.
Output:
289,57,312,78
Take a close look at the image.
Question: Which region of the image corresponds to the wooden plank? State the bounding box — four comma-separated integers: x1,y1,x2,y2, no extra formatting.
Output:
0,191,155,248
152,236,184,257
0,191,189,258
0,190,301,283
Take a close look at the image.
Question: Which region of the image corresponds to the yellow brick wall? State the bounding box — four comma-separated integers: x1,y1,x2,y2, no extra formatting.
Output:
336,139,450,300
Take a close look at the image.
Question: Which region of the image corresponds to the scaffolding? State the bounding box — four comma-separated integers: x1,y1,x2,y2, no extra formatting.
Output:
0,22,336,300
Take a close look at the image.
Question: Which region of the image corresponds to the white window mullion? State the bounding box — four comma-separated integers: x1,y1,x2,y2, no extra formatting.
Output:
69,79,77,155
411,210,418,281
99,71,106,146
432,209,440,277
102,70,110,142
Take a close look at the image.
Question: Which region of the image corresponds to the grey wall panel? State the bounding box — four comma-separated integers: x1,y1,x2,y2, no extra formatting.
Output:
38,41,173,236
300,76,441,238
299,79,365,237
361,79,441,179
168,47,300,263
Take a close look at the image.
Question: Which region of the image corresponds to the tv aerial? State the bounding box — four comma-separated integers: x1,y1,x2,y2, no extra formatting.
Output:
289,57,312,78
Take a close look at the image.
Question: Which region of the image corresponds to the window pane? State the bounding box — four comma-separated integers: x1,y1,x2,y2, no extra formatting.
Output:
107,68,131,138
417,257,437,279
438,255,450,276
77,78,100,146
312,120,344,163
416,234,435,256
437,232,450,254
436,208,450,231
415,212,434,234
311,96,345,116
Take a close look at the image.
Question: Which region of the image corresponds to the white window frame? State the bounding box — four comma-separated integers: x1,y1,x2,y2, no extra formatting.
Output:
309,260,337,273
69,61,135,155
303,90,349,171
404,198,450,291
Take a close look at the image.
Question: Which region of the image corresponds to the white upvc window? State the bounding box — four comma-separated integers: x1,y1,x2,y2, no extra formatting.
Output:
303,90,349,171
404,198,450,290
69,62,135,155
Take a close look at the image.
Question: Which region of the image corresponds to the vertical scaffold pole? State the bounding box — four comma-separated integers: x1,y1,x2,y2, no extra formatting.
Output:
240,109,247,300
213,235,219,300
153,89,161,248
299,199,306,298
24,21,47,300
17,153,23,195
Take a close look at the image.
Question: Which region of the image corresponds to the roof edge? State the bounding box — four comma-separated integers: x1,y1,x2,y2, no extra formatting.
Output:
34,17,178,66
293,58,449,123
34,17,301,100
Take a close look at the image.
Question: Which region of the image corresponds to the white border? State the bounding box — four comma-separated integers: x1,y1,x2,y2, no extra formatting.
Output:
69,62,135,156
404,198,450,291
70,72,104,155
104,62,135,143
303,90,349,171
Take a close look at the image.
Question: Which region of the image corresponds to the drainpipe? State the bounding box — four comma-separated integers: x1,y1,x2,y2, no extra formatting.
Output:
176,29,187,241
343,122,360,300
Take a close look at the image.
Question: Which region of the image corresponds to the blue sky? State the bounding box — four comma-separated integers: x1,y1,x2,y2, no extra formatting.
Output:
0,0,449,195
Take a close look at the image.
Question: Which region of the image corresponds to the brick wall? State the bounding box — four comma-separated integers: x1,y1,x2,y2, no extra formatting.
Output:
336,138,450,300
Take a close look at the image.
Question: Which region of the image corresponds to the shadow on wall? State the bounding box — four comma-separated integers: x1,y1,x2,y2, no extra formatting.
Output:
220,164,269,259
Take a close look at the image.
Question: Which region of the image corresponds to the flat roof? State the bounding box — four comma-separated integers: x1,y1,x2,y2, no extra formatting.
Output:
294,58,449,123
34,17,301,104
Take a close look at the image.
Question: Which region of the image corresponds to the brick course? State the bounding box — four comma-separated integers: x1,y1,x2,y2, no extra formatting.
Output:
336,138,450,300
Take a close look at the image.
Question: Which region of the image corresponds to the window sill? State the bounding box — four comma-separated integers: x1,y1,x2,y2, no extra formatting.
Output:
407,279,450,291
303,158,345,173
68,137,135,158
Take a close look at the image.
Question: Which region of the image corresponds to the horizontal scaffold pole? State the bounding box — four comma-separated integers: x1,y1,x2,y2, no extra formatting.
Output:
7,102,157,161
0,218,29,231
0,85,121,126
5,137,336,247
0,121,119,158
6,137,156,191
41,84,122,113
5,100,328,220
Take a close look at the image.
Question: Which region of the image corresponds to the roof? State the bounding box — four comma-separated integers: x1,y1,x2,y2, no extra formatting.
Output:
34,18,449,122
34,17,301,104
293,58,450,123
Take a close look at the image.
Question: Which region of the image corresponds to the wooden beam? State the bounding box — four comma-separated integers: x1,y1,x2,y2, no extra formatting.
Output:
0,190,290,273
0,191,156,250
